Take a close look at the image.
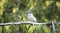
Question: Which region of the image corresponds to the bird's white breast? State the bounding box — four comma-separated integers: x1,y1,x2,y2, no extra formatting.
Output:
28,14,36,22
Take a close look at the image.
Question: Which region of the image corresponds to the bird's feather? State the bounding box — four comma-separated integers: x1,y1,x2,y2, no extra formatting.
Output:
28,13,36,22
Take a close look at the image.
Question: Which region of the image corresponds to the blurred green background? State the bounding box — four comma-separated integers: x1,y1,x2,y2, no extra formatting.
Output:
0,0,60,33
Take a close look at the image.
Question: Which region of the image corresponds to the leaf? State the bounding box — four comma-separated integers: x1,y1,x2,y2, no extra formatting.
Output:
27,26,35,33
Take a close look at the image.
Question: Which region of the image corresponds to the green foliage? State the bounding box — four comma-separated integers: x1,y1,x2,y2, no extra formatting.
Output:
27,26,35,33
0,0,60,33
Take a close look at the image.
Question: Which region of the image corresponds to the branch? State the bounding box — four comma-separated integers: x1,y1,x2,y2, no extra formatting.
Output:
0,21,60,26
0,21,46,26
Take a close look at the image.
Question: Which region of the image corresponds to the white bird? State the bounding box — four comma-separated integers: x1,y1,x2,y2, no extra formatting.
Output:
28,10,36,22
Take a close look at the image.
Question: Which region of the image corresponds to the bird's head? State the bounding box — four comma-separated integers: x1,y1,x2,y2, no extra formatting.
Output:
27,10,32,14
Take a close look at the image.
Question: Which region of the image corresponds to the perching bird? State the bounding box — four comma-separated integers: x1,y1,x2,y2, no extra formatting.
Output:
28,10,36,22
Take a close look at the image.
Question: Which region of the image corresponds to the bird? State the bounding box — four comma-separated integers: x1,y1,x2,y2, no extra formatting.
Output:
27,10,36,22
27,10,36,33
